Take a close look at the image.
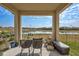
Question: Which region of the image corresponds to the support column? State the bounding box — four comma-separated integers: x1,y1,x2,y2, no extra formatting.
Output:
53,11,59,40
52,16,54,40
18,13,22,41
14,13,19,42
14,12,21,44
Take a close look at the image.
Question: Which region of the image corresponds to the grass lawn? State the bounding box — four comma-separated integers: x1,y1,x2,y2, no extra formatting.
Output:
63,41,79,56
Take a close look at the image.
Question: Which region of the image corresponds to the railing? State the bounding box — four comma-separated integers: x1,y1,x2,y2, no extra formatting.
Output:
59,33,79,42
22,31,52,40
22,34,51,40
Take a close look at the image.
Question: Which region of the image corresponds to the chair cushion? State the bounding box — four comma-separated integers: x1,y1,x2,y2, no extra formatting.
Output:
55,41,69,48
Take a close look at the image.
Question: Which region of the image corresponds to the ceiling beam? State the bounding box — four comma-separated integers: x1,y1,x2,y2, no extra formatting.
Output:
56,3,72,14
0,3,18,14
19,10,54,16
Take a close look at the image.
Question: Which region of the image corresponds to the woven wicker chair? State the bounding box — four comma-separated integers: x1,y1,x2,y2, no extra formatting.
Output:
32,38,43,56
20,40,32,56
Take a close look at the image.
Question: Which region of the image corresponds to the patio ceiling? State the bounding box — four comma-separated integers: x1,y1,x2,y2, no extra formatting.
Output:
1,3,70,12
11,3,62,11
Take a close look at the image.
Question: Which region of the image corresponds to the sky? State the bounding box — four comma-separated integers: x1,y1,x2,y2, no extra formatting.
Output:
0,3,79,28
59,3,79,27
21,16,52,28
0,6,14,27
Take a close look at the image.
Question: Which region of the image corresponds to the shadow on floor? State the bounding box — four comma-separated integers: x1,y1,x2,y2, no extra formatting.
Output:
49,49,62,56
16,52,40,56
0,52,3,56
49,49,68,56
16,53,28,56
30,53,40,56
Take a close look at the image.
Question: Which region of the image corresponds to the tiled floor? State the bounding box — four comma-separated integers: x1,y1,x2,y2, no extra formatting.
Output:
3,45,63,56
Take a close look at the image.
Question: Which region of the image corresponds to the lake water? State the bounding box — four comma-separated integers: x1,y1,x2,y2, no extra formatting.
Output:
22,31,79,34
22,31,52,34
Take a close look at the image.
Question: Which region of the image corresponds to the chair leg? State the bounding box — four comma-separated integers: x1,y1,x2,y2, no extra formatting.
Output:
33,48,34,55
20,48,23,56
40,48,42,56
29,48,30,56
